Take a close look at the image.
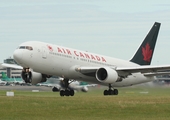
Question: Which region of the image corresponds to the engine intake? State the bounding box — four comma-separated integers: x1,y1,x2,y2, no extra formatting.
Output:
21,69,48,85
96,67,119,84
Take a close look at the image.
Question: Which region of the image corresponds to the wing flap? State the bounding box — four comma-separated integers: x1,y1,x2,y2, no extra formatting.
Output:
116,65,170,73
144,72,170,76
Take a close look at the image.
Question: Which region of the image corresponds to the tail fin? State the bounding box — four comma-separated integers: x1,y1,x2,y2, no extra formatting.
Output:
1,72,9,80
130,22,161,65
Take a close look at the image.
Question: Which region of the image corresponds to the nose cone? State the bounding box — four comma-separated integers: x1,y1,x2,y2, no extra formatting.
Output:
13,49,23,64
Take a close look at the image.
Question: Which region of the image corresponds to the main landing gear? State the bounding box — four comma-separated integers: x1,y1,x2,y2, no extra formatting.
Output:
21,68,32,83
103,84,118,96
59,78,75,97
60,89,75,96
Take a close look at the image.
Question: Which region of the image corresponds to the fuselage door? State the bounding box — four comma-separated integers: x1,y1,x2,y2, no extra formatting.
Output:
42,46,47,59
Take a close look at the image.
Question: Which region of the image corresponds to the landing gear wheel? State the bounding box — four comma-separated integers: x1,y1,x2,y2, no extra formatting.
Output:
113,89,118,95
109,89,114,95
59,78,76,97
70,90,75,96
59,90,75,97
65,90,70,96
104,90,108,95
60,90,65,97
103,84,119,96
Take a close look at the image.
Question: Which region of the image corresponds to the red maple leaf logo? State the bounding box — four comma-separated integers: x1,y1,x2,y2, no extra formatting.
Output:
47,45,53,51
142,43,152,62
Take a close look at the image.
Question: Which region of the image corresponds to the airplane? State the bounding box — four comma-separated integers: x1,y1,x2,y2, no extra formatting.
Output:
0,79,7,86
0,72,25,85
2,22,170,97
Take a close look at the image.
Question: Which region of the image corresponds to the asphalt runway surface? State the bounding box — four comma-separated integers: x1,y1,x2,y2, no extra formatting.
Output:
0,85,52,91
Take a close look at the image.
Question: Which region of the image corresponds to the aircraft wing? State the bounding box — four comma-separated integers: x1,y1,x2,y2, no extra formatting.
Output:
116,65,170,77
116,65,170,73
1,63,22,69
75,65,170,77
3,62,170,77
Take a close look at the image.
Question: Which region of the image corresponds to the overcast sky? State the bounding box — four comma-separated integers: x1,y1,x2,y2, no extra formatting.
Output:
0,0,170,65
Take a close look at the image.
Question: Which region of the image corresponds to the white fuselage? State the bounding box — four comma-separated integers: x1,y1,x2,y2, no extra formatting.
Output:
13,41,155,87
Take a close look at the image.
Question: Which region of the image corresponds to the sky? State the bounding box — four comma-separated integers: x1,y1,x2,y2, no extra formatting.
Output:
0,0,170,65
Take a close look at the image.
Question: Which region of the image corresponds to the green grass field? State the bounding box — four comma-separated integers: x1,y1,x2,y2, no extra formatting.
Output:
0,87,170,120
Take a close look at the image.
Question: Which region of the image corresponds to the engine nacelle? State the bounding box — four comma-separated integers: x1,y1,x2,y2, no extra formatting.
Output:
21,70,47,85
81,86,88,92
96,67,118,84
52,87,60,92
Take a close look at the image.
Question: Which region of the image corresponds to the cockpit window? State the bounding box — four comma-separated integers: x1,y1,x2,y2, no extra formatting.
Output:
19,46,25,49
19,46,33,50
26,46,33,50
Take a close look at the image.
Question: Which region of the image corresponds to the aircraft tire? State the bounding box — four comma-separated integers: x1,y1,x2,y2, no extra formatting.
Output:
113,89,118,95
70,90,74,96
108,90,114,95
104,90,108,95
60,90,65,96
65,90,70,96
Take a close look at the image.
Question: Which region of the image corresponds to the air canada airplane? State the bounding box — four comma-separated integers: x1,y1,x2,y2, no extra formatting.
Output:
2,22,170,96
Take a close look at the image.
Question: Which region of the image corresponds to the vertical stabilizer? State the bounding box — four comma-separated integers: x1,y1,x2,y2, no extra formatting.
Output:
1,72,9,80
130,22,161,65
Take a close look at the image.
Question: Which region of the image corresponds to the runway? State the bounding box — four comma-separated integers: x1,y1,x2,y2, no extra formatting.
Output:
0,85,52,91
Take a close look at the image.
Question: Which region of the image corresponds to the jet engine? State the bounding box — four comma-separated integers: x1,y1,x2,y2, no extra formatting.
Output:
52,87,60,92
81,86,88,92
96,67,119,84
21,69,49,85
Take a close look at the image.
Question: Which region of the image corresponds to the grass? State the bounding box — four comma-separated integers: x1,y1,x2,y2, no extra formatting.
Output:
0,87,170,120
